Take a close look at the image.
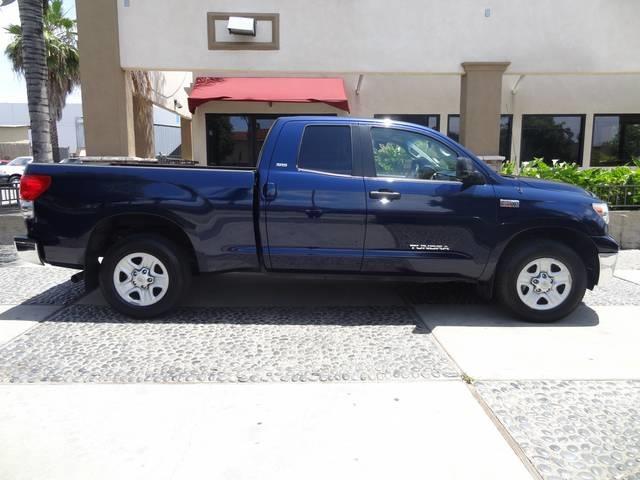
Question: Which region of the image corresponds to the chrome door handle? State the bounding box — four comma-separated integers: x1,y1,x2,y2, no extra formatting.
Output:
369,190,401,200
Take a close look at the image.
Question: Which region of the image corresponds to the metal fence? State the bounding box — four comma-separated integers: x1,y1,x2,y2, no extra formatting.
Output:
591,185,640,210
0,183,19,209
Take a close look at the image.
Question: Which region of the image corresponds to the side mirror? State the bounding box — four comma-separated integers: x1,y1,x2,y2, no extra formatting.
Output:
456,157,485,187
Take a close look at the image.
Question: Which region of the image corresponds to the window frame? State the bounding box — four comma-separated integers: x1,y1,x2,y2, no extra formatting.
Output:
362,124,474,184
520,113,586,166
591,113,640,167
295,123,356,177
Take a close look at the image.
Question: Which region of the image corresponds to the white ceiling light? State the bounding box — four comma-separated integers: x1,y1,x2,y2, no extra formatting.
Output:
227,16,256,36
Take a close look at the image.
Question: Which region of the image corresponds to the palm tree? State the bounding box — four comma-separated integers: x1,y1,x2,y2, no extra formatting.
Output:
1,0,52,162
5,0,79,162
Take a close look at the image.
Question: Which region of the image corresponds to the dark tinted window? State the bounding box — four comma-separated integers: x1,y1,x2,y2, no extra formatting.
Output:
447,114,512,159
499,115,513,160
205,114,336,167
591,114,640,166
521,115,585,165
374,114,440,130
205,115,251,167
298,125,352,175
447,115,460,143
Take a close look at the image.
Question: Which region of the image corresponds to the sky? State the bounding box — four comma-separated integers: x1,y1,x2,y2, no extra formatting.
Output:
0,0,81,104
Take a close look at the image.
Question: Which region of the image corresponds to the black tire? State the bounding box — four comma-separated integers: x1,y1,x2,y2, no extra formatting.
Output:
99,234,191,319
497,240,587,322
9,175,20,186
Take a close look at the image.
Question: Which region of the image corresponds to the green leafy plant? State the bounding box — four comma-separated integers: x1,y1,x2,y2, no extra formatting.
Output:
374,143,408,175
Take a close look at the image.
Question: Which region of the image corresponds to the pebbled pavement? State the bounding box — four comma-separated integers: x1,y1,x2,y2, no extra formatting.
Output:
476,380,640,480
0,304,459,384
0,266,84,306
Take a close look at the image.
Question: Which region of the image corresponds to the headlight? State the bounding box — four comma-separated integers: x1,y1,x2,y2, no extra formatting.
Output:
592,202,609,224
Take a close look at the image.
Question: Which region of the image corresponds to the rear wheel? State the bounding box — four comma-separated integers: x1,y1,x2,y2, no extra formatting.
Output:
99,235,191,318
497,240,587,322
9,175,20,187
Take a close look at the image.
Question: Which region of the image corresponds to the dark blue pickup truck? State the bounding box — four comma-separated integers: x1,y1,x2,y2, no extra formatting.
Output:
15,116,618,321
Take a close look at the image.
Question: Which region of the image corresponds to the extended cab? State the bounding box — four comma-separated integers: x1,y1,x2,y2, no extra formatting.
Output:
14,117,618,321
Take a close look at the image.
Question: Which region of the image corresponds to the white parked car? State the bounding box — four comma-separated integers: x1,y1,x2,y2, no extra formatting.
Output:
0,156,33,185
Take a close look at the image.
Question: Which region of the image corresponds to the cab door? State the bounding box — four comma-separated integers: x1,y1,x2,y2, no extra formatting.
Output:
264,121,366,272
360,125,497,279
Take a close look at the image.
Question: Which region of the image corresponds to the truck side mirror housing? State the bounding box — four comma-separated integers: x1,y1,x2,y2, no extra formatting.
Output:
456,157,485,187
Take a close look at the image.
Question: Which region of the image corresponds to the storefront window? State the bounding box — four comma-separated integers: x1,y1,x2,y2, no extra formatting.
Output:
374,114,440,130
520,115,585,165
205,115,251,167
499,115,513,160
205,114,335,167
591,114,640,166
447,114,513,159
447,115,460,143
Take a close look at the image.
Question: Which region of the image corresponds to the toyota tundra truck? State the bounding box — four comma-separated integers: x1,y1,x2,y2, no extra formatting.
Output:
14,116,618,321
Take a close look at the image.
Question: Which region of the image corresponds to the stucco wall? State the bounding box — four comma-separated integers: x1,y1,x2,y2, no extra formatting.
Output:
191,72,640,165
147,71,192,119
117,0,640,74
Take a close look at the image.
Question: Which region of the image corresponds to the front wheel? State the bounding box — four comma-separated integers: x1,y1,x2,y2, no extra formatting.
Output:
497,240,587,322
9,175,20,187
99,235,191,318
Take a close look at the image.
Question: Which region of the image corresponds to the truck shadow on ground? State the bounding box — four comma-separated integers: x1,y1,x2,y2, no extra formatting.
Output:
10,273,599,329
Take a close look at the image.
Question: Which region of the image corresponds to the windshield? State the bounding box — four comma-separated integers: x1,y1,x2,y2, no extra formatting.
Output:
8,157,32,166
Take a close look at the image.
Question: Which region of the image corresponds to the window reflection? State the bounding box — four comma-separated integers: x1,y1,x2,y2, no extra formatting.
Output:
374,114,440,130
205,114,335,167
205,115,250,167
591,114,640,166
520,115,585,165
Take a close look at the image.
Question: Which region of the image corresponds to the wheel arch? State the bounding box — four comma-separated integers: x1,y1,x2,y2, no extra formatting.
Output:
84,213,199,289
488,226,599,291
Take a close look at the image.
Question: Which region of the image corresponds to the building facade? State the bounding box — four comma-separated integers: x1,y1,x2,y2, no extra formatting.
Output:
77,0,640,168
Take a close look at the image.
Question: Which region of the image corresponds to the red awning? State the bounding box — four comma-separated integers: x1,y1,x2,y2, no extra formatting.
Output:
188,77,350,113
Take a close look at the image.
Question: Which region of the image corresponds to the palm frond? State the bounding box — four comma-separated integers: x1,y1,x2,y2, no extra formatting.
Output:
4,0,80,121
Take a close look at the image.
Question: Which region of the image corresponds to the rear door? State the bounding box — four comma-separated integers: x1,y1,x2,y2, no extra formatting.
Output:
360,125,497,279
263,121,366,271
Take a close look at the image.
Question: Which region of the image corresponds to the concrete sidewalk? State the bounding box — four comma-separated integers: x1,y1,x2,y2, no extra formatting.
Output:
416,304,640,380
0,383,531,480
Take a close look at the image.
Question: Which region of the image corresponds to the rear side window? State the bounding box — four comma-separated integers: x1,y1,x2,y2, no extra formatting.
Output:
298,125,352,175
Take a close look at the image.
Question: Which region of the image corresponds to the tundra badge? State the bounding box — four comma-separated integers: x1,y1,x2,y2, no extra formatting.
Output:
409,244,450,251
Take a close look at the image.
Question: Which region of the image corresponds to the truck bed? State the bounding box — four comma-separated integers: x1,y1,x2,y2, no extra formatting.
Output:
24,162,261,272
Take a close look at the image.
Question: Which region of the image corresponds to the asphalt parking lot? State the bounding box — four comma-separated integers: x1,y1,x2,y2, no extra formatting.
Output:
0,244,639,480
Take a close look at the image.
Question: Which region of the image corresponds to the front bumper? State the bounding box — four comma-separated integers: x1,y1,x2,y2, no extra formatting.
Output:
598,252,617,284
14,236,43,265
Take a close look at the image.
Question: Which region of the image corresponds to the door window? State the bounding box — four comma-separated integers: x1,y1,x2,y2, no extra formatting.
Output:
298,125,352,175
370,127,460,182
